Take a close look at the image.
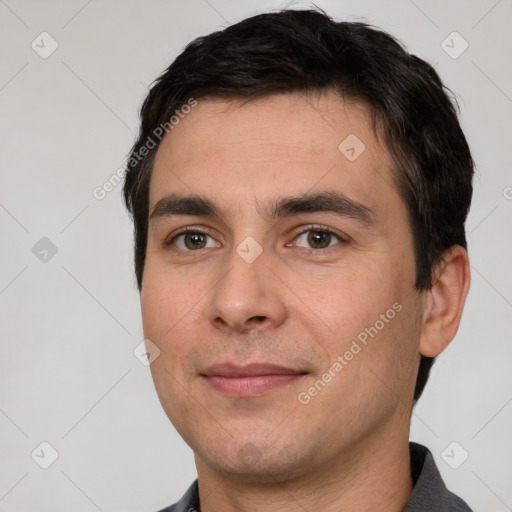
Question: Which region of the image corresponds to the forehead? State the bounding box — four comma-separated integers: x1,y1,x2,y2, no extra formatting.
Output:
149,91,400,221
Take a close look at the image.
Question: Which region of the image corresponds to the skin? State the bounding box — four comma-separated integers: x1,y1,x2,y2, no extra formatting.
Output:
141,91,470,511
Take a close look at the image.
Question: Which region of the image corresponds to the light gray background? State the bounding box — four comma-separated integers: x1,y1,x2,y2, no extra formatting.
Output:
1,0,511,511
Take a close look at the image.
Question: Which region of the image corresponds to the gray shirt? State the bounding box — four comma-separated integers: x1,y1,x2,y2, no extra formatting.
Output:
157,442,472,511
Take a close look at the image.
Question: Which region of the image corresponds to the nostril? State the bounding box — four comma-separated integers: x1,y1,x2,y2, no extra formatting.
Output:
250,316,267,323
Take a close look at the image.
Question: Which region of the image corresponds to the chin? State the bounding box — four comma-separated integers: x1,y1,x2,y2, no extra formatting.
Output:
195,436,317,482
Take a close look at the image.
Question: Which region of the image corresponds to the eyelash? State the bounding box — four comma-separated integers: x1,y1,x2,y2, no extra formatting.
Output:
165,225,347,252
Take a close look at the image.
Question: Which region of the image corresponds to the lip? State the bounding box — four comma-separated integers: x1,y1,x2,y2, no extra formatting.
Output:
202,363,307,397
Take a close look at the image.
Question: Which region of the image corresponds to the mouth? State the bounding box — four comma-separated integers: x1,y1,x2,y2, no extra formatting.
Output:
202,362,308,397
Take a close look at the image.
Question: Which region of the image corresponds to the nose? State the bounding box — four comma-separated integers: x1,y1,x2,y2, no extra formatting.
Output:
207,243,287,334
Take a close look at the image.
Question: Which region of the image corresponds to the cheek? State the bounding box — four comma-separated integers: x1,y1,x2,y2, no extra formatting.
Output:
308,258,419,378
141,264,201,340
140,267,210,392
350,294,423,399
140,271,201,423
305,269,396,342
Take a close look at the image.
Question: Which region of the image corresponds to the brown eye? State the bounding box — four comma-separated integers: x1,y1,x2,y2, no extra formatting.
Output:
294,228,343,250
184,232,207,250
307,231,332,249
170,231,220,251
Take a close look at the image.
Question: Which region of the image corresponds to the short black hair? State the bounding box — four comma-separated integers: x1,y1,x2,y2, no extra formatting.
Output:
123,8,474,402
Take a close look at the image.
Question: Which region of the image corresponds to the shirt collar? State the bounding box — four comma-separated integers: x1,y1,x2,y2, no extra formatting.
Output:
402,442,471,511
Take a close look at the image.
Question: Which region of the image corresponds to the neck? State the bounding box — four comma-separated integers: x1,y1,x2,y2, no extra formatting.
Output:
196,422,413,512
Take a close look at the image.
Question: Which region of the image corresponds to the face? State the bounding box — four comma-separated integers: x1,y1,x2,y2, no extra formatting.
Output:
141,91,425,481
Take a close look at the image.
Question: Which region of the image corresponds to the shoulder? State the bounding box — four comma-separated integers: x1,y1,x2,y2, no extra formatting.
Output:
156,505,176,512
155,480,199,512
404,442,473,511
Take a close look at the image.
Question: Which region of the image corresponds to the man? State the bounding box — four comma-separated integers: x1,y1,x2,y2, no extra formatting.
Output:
123,9,473,512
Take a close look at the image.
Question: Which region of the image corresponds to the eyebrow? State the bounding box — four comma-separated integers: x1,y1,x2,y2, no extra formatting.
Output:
149,191,375,227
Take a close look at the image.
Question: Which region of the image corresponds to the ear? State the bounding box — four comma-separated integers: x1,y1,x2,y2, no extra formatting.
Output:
418,245,471,357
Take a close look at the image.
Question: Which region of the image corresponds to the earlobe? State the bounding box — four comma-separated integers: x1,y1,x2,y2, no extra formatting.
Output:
418,245,471,357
